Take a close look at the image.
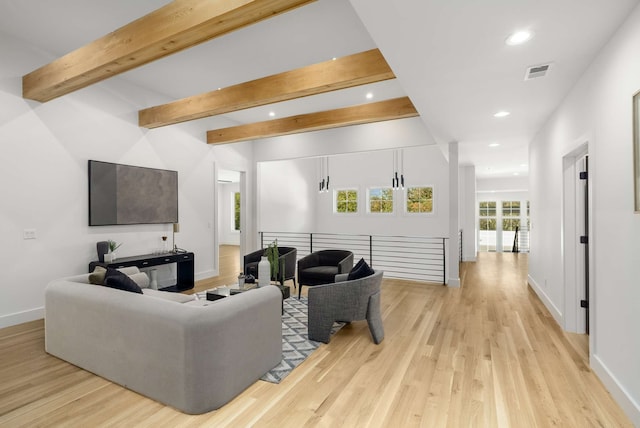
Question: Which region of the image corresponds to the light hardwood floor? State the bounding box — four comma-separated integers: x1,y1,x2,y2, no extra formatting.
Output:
0,252,632,427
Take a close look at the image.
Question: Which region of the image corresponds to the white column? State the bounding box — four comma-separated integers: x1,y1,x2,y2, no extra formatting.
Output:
460,165,477,261
448,142,461,287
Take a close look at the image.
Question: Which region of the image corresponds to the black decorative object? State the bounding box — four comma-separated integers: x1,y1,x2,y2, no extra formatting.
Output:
96,241,109,262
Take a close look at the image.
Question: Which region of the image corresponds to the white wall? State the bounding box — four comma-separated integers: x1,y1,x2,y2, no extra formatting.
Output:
529,5,640,423
257,157,317,234
253,116,436,162
0,33,254,328
477,176,529,192
217,182,240,245
258,145,449,237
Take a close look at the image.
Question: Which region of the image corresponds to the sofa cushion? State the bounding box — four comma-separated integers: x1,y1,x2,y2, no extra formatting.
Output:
301,266,339,283
348,258,375,281
103,268,143,294
142,288,195,303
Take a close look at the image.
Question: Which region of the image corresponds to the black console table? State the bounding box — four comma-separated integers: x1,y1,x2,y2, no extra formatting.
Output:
89,252,195,291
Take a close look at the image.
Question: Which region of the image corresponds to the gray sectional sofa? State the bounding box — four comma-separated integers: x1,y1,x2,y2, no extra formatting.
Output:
45,271,282,414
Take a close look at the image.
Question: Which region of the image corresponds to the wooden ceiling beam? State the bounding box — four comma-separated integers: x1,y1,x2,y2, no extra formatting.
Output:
22,0,316,102
139,49,395,128
206,97,418,145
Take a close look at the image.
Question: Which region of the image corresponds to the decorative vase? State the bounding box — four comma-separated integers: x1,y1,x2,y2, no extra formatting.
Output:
96,241,109,262
104,252,113,263
258,256,270,287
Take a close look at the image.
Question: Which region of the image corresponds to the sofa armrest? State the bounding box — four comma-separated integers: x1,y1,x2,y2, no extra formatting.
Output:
280,248,297,280
243,248,265,267
337,253,354,274
335,273,349,282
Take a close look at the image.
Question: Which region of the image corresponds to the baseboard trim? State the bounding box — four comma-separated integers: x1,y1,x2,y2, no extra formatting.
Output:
462,255,477,262
591,354,640,426
196,269,217,282
447,277,460,287
0,307,44,329
527,275,563,326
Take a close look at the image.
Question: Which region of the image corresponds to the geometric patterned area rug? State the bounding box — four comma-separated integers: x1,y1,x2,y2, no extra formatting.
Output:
261,296,344,384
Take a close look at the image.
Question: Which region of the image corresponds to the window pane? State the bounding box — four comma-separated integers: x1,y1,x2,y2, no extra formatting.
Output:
407,186,433,213
369,187,393,213
502,218,521,231
336,189,358,213
480,218,497,231
503,201,520,216
234,192,240,231
487,202,496,216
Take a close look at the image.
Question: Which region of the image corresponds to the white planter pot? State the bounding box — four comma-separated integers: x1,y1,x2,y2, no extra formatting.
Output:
258,256,270,287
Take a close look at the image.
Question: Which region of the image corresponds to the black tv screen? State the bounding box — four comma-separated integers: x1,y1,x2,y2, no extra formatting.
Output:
89,160,178,226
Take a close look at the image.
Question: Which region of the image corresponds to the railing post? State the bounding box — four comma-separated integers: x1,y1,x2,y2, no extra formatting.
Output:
310,233,313,253
369,235,373,266
260,231,264,249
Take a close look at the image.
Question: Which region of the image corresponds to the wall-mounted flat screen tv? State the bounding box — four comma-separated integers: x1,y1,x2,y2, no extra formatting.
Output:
89,160,178,226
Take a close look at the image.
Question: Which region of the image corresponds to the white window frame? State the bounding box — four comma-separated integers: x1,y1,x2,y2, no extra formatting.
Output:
367,186,394,215
334,188,359,214
404,185,435,215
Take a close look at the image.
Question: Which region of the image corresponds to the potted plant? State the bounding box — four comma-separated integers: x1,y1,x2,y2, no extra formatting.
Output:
107,239,122,262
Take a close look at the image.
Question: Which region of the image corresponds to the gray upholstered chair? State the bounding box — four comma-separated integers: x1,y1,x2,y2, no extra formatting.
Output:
307,269,384,344
244,246,297,288
296,249,354,298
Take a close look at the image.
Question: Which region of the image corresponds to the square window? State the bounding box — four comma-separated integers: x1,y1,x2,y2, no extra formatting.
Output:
335,189,358,213
407,186,433,213
369,187,393,213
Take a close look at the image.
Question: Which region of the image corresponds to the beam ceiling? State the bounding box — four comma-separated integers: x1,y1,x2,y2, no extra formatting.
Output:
139,49,395,128
22,0,316,102
206,97,418,145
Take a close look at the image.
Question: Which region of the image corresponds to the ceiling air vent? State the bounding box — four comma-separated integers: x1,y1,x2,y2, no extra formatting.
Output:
524,63,553,81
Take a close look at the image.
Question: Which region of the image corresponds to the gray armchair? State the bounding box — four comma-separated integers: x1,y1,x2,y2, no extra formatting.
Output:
307,270,384,344
297,249,354,298
244,246,297,288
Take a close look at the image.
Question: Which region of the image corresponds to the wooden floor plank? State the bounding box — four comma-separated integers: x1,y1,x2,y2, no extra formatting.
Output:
0,251,632,427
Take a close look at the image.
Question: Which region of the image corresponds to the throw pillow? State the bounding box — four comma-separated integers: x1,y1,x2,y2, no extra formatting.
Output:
103,268,143,294
89,266,107,285
128,272,150,289
351,257,366,273
347,258,375,281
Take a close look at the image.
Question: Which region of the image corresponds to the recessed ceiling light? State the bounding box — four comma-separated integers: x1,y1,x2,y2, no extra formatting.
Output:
513,172,520,176
366,92,374,99
506,30,533,46
268,111,275,117
489,143,500,147
494,111,510,118
520,164,527,167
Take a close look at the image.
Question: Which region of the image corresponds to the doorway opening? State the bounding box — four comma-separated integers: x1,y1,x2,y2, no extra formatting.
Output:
562,146,590,339
217,168,246,282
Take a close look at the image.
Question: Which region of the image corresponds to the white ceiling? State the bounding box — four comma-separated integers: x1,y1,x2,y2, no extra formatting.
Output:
1,0,638,179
